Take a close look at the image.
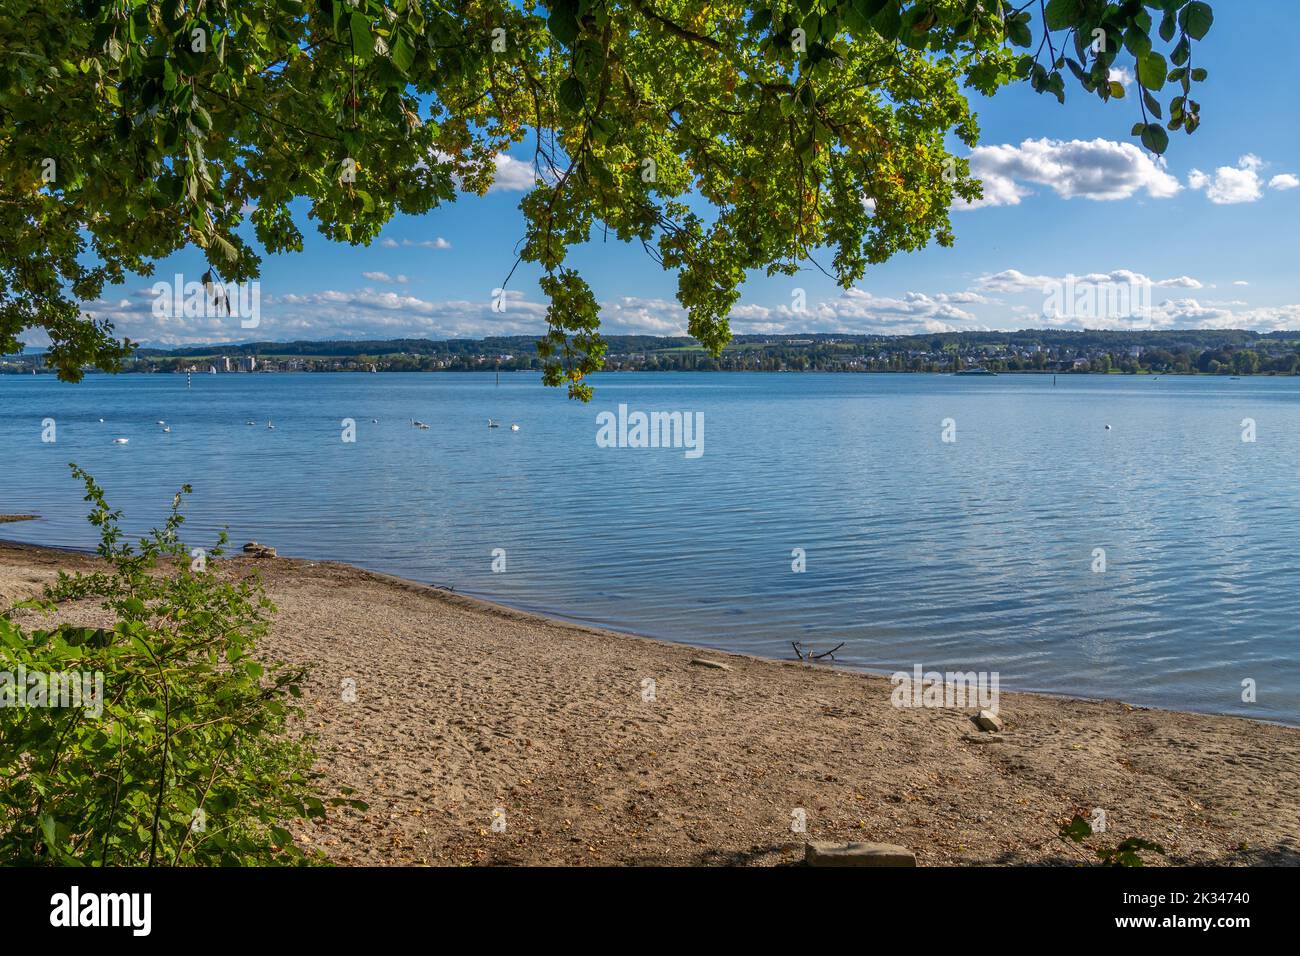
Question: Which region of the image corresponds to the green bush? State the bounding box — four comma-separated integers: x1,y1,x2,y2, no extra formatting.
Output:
0,465,360,865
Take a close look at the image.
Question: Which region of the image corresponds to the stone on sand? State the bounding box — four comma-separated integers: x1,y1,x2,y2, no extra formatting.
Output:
689,658,730,671
805,842,917,867
972,710,1003,732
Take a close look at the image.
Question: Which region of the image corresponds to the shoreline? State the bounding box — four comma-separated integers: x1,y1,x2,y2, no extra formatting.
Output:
5,533,1291,731
3,538,1299,865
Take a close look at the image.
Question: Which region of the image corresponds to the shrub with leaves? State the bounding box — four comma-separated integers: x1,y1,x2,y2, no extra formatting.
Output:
0,465,358,865
1061,813,1167,867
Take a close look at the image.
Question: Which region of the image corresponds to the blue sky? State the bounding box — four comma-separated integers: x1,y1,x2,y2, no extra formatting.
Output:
83,2,1300,346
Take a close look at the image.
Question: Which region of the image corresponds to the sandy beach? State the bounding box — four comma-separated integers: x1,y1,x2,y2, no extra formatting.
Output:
2,539,1297,866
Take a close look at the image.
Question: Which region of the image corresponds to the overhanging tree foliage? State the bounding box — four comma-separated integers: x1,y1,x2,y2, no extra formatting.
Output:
0,0,1214,398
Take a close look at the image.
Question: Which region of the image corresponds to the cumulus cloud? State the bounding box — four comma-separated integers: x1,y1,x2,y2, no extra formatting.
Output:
958,138,1181,209
1152,299,1300,332
1187,154,1269,204
379,237,451,250
724,288,982,336
71,264,1294,348
80,286,548,346
489,154,538,192
598,297,690,336
1108,67,1134,89
1269,173,1300,191
976,268,1203,295
967,269,1230,329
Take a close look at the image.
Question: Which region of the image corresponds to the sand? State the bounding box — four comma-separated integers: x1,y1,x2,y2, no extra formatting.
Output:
2,539,1297,866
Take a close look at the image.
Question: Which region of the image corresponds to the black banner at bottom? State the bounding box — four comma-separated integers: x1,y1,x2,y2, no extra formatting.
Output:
2,864,1277,941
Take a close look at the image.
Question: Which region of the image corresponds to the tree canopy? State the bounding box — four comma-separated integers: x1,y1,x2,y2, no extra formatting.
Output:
0,0,1214,397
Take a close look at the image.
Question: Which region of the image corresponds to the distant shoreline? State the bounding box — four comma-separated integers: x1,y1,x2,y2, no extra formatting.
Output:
7,327,1299,377
8,367,1300,378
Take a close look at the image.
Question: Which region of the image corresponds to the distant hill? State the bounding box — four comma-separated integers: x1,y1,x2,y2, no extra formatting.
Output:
124,328,1300,360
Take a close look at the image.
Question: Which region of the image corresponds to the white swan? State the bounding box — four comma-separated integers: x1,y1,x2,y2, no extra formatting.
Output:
112,438,129,444
487,418,500,428
510,423,520,431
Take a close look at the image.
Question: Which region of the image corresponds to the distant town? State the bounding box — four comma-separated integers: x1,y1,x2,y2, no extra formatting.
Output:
7,329,1300,376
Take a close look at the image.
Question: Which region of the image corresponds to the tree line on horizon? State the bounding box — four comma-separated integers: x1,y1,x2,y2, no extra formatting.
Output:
11,328,1299,376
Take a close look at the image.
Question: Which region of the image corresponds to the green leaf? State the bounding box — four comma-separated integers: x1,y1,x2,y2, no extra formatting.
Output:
1138,51,1167,91
558,76,585,113
390,34,415,74
350,13,374,62
1180,2,1214,41
1142,88,1162,119
1006,16,1033,48
1141,123,1169,154
1158,9,1177,43
1061,814,1092,842
549,2,580,47
1044,0,1081,32
872,1,903,41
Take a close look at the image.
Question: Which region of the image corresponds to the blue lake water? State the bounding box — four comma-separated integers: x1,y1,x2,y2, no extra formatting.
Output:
4,370,1298,723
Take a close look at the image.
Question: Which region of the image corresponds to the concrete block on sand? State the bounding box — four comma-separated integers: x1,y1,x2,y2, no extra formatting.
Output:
805,842,917,867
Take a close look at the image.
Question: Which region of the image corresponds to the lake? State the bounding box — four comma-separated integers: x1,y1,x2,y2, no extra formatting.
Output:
4,370,1298,724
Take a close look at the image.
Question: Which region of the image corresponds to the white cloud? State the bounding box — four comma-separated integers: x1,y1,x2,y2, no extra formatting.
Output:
1269,173,1300,191
81,286,548,346
1153,275,1205,289
489,154,538,192
1234,280,1250,286
725,288,982,336
1152,299,1300,332
69,266,1294,348
379,237,451,250
959,138,1181,209
967,269,1229,329
599,297,689,335
976,268,1203,295
1187,154,1268,204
